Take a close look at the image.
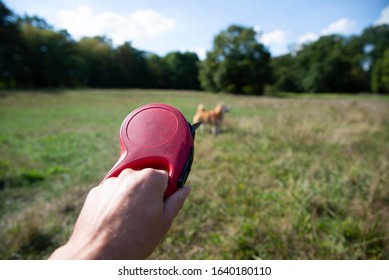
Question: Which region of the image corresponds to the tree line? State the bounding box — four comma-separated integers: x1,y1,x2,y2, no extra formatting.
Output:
1,1,388,94
0,2,200,90
271,25,389,93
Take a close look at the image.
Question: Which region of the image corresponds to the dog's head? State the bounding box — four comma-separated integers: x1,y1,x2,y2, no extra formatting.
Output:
215,102,231,115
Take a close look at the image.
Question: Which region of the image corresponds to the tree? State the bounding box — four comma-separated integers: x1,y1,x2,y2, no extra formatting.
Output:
360,24,389,92
146,54,170,89
113,42,150,88
0,1,22,87
163,51,200,90
361,24,389,68
343,35,370,92
371,48,389,93
77,36,115,88
15,16,83,87
293,35,362,93
271,54,300,92
199,24,271,95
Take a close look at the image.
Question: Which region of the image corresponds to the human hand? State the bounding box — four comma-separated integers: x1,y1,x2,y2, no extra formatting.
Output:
49,168,191,259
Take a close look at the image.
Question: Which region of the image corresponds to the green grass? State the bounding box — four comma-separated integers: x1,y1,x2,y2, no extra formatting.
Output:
1,89,388,259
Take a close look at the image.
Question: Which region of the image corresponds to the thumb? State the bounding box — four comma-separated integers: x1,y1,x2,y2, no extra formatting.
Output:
163,186,191,225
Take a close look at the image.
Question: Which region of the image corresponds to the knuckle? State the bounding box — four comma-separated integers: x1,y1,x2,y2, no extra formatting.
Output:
141,168,168,179
120,168,135,177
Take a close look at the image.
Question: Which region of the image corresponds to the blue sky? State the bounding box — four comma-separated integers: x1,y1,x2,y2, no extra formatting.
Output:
4,0,389,59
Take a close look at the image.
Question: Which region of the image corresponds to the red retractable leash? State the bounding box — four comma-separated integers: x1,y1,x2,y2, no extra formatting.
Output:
102,103,201,199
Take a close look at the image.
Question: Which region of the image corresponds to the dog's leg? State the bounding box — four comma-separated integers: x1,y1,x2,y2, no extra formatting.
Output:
212,125,218,135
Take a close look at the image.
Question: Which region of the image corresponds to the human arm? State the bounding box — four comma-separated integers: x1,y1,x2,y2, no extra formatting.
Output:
49,168,191,259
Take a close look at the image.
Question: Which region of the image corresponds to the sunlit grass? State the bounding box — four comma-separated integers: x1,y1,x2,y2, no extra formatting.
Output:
1,89,388,259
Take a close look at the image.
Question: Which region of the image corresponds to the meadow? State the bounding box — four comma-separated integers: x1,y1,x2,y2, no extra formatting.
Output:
0,89,388,259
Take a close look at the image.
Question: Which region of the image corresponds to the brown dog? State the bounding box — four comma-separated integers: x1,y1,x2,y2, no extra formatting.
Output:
193,102,231,135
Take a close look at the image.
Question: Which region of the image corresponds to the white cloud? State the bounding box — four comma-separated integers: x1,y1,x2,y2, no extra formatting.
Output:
375,5,389,25
320,17,357,35
257,28,288,55
298,32,319,44
180,47,206,60
130,10,176,36
57,5,175,45
260,29,287,46
253,25,262,33
296,17,357,47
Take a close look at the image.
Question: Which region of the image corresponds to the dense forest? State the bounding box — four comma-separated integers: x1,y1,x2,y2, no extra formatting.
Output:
1,1,388,94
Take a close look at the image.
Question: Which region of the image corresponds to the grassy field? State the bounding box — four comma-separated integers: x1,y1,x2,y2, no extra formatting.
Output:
0,89,388,259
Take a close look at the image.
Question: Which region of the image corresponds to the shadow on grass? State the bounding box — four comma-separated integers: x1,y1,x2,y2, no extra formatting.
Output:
0,163,46,192
1,226,54,260
0,88,66,98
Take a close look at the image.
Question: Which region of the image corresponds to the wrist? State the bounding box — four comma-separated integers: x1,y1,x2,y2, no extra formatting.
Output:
48,237,105,260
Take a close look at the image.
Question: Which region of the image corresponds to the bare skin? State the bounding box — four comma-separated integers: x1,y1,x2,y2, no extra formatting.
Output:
49,168,191,260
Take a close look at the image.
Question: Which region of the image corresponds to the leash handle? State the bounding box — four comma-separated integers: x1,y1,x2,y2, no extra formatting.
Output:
102,103,200,199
